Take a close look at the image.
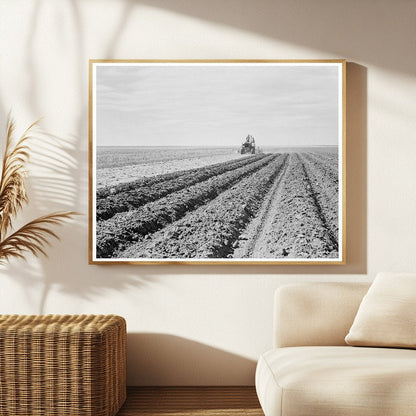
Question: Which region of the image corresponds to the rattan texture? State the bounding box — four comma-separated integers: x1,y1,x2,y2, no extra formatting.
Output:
0,314,126,416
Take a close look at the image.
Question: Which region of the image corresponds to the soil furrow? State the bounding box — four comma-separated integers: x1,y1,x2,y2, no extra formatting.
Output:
96,154,266,220
232,154,289,258
235,153,338,259
96,154,278,258
304,152,338,183
97,153,256,199
116,155,285,259
299,153,339,239
300,159,338,250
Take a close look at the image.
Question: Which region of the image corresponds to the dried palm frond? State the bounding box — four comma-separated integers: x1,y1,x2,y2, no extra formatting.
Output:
0,117,39,239
0,212,78,264
0,115,79,264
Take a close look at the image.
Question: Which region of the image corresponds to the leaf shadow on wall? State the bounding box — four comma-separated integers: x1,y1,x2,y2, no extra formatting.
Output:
0,0,160,313
136,0,413,76
126,333,257,386
0,0,370,304
0,129,155,315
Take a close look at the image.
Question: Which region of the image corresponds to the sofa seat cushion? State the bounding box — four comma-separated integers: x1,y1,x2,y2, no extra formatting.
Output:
256,346,416,416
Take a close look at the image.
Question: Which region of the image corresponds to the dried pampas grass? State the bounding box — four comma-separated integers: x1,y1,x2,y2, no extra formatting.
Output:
0,116,78,264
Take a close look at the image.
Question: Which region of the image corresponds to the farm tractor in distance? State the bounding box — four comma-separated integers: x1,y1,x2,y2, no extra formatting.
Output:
240,134,256,154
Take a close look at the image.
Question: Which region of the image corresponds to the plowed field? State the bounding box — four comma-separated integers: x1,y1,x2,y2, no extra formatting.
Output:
95,151,339,260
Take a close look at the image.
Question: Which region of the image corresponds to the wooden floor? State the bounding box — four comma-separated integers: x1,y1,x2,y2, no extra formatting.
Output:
117,386,264,416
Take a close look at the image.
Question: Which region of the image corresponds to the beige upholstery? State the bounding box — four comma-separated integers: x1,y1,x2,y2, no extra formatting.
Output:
256,282,416,416
274,282,370,347
256,346,416,416
346,272,416,348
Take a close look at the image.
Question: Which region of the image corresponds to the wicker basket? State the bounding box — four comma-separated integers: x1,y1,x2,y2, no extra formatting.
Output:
0,314,126,416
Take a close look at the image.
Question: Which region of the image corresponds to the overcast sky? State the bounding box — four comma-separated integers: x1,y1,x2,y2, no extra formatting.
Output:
95,63,340,147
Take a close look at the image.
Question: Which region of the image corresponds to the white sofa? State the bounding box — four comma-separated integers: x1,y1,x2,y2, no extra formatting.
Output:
255,282,416,416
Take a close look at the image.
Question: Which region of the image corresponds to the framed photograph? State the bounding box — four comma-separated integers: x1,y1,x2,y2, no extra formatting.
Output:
89,59,346,265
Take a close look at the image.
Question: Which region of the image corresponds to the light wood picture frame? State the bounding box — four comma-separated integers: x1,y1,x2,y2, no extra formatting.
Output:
89,59,346,265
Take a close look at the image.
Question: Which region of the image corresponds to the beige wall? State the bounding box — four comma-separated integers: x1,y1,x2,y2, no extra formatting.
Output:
0,0,415,385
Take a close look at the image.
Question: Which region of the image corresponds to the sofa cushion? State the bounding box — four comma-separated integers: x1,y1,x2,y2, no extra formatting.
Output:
345,272,416,348
256,346,416,416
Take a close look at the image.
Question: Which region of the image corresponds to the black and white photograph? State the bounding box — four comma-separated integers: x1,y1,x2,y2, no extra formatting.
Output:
89,60,345,264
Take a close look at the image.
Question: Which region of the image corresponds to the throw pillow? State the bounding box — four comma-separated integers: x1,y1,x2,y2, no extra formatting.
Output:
345,272,416,348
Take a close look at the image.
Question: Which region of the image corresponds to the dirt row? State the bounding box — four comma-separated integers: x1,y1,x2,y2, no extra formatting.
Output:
299,153,339,240
96,154,279,258
234,153,338,259
117,155,287,259
97,154,257,199
306,152,338,182
96,152,247,190
95,151,340,260
96,154,266,220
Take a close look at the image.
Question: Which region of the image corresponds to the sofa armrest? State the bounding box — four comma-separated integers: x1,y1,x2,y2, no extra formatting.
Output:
274,282,370,348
